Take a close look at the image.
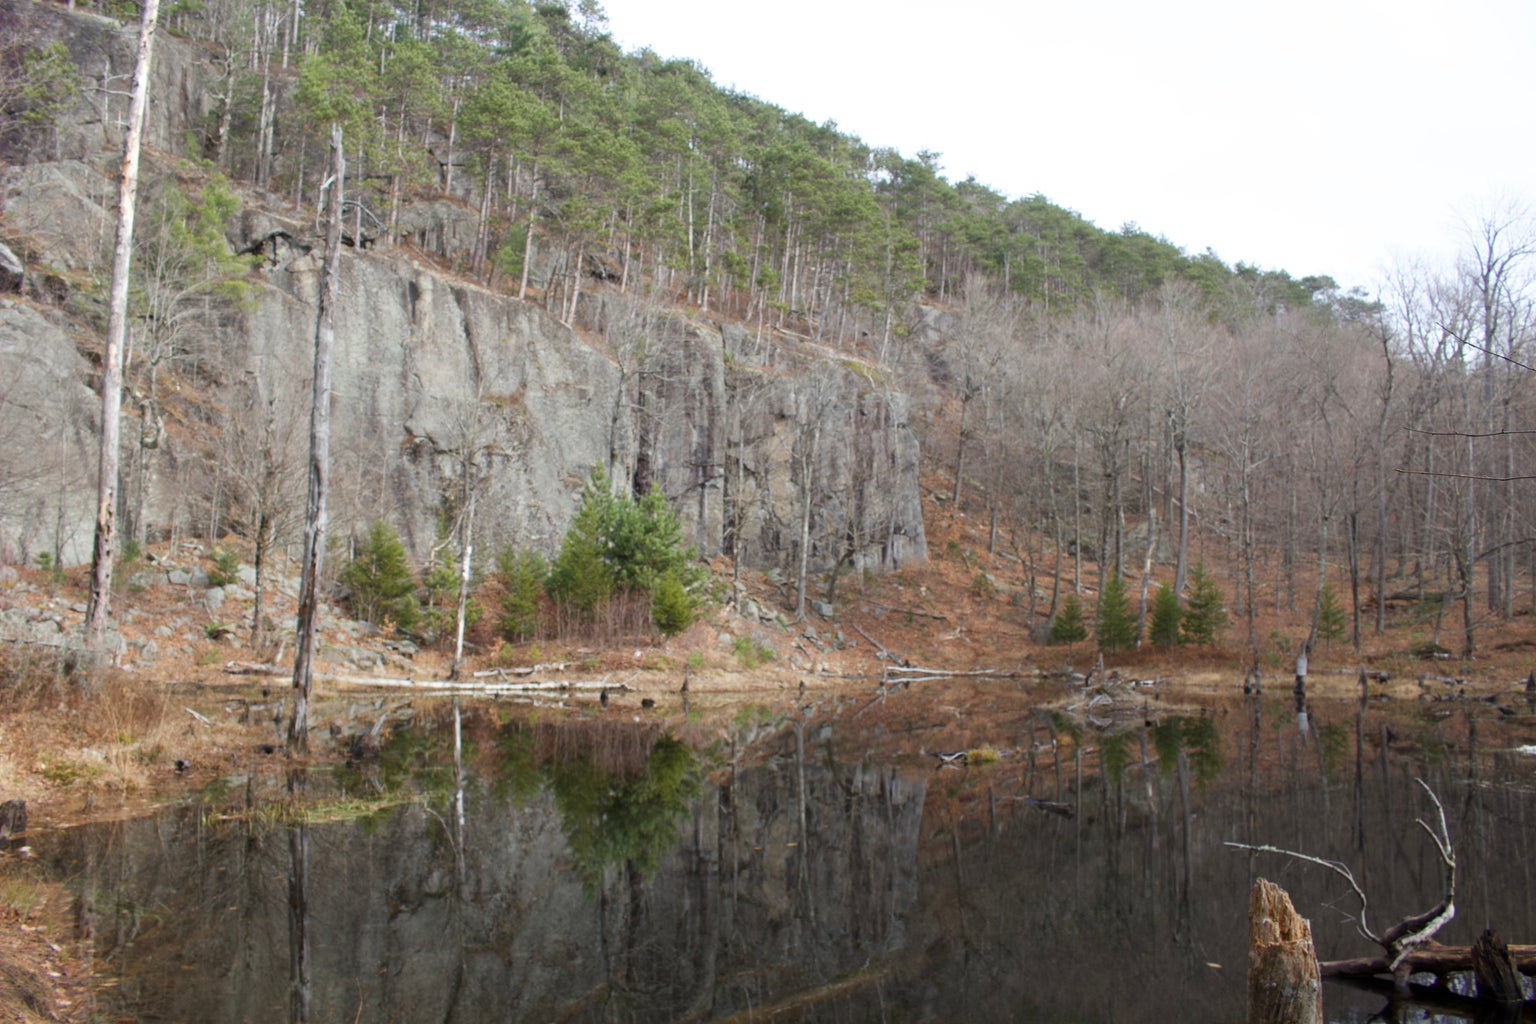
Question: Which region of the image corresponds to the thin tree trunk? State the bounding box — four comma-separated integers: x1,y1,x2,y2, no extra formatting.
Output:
450,488,476,680
1174,434,1189,593
86,0,159,657
519,167,538,301
289,124,345,754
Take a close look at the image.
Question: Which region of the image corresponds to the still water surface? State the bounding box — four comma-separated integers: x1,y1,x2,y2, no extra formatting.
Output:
34,693,1536,1022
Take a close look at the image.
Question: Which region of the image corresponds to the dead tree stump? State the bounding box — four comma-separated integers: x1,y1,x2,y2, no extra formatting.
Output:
1472,927,1525,1004
1248,878,1323,1024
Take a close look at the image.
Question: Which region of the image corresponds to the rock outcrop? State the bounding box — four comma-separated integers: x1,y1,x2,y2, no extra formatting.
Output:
0,0,925,584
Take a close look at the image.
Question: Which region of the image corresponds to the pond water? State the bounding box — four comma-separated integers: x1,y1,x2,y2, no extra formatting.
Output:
30,690,1536,1023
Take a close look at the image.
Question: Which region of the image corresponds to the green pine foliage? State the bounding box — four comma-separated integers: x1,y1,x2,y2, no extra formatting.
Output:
1095,572,1137,653
0,42,82,154
1050,593,1089,643
546,466,706,634
546,474,617,622
1180,563,1228,646
649,571,695,637
496,546,548,642
1315,583,1347,644
1148,583,1183,648
341,520,419,631
117,0,1337,326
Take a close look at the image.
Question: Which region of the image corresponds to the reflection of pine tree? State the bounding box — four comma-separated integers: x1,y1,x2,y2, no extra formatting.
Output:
1149,583,1183,648
1180,563,1227,645
1096,573,1137,653
1050,592,1088,643
552,736,702,895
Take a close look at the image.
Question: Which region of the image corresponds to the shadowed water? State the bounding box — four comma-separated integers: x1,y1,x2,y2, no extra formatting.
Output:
33,694,1536,1022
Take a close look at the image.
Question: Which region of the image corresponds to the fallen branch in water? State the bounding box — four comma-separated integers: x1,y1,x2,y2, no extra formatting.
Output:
1227,778,1456,987
1006,795,1075,818
1320,940,1536,980
224,660,287,676
884,665,1022,681
471,663,569,678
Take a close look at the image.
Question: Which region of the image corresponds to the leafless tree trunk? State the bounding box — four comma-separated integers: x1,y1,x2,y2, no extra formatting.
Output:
86,0,160,657
289,124,345,754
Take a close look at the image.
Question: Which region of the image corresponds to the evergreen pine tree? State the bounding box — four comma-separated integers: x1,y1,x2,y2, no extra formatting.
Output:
1149,582,1183,648
1096,572,1137,653
497,546,548,641
1050,592,1089,643
546,473,616,622
650,571,695,637
340,520,419,631
1181,562,1228,646
1316,582,1346,645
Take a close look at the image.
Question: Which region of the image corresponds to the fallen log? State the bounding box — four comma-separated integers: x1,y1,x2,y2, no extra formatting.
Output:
332,676,625,694
1320,942,1536,980
224,660,287,676
1006,796,1075,819
471,663,569,678
884,665,1022,681
859,598,947,621
850,622,898,663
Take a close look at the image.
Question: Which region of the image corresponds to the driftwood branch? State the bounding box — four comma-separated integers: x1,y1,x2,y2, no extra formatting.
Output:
1228,778,1457,983
1321,941,1536,979
1225,841,1380,946
885,665,1022,681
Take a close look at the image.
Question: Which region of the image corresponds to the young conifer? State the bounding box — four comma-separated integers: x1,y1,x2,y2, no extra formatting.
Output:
1180,562,1227,645
1096,572,1137,653
1149,582,1183,648
1050,592,1089,643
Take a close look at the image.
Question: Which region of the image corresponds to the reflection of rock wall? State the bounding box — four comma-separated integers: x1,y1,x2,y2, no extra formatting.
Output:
49,756,925,1022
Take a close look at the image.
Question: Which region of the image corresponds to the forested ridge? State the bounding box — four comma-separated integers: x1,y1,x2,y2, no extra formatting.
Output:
2,0,1533,660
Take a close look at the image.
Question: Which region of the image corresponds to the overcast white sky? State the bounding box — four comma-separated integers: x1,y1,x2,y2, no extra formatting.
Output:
601,0,1536,295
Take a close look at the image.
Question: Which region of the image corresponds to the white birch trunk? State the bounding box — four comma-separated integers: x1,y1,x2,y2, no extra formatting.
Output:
86,0,159,656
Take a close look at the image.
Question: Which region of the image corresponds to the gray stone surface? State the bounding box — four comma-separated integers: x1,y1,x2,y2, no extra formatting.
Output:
0,3,928,582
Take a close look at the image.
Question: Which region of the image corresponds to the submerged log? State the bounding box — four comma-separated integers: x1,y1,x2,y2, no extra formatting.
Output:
1248,879,1323,1024
1321,941,1536,980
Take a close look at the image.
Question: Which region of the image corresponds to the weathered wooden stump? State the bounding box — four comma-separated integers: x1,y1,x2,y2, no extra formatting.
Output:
0,798,25,840
1472,927,1525,1004
1248,878,1323,1024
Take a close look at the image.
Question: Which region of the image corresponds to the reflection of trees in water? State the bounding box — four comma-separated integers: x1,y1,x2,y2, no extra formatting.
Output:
820,699,1536,1023
35,699,1536,1022
547,733,701,892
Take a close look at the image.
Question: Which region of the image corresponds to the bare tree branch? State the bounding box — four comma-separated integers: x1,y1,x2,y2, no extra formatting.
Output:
1226,778,1456,973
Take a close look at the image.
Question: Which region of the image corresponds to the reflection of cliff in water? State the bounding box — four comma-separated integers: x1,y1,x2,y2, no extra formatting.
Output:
39,696,1536,1022
43,718,925,1022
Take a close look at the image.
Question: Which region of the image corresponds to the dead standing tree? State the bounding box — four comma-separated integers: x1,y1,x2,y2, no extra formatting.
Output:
288,124,345,755
1228,778,1458,991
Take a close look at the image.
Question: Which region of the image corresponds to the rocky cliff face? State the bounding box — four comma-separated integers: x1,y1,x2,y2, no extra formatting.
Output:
0,0,925,581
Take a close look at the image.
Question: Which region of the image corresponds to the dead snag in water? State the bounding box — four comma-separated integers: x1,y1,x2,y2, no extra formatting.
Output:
1228,778,1456,990
1247,879,1322,1024
1472,927,1525,1004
